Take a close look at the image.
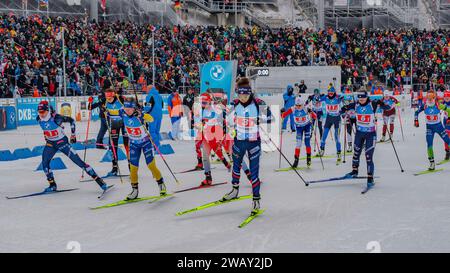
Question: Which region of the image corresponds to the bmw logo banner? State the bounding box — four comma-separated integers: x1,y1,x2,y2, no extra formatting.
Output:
199,61,237,103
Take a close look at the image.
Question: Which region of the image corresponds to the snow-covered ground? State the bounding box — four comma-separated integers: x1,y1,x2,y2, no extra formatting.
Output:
1,96,449,253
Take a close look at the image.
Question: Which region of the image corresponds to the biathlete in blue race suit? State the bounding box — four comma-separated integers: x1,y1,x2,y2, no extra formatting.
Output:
36,101,109,192
222,77,272,215
414,92,450,170
281,96,316,168
341,91,390,189
318,85,344,163
118,97,167,200
307,88,325,139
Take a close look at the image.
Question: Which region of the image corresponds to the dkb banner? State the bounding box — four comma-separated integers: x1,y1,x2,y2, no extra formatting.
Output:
16,98,57,126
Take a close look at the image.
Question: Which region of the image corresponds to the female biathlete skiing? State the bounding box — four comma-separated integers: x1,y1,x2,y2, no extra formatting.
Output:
414,92,450,170
195,92,232,186
281,96,316,169
380,90,400,142
341,91,390,192
92,88,130,177
343,94,356,153
118,97,167,200
36,101,110,193
318,85,344,164
221,77,272,215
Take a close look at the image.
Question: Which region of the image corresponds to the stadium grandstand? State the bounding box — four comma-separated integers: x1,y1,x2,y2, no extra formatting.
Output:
0,0,448,99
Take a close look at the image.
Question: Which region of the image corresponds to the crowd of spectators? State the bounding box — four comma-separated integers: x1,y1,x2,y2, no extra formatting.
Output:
0,14,449,98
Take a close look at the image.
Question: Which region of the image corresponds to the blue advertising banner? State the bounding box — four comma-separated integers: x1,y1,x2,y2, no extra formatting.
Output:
5,106,17,130
16,98,57,126
161,94,169,114
200,61,237,103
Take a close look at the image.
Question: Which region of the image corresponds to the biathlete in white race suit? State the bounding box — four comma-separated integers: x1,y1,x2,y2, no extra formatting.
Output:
341,91,390,190
281,96,317,168
118,97,167,200
414,92,450,170
380,90,400,142
222,78,272,215
36,101,109,192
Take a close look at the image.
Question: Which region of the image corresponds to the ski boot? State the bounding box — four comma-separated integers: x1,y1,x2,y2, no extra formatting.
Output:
201,172,213,186
94,176,109,191
107,166,118,177
126,184,139,200
292,156,299,169
306,154,311,167
158,179,167,196
445,150,450,161
194,157,203,170
366,176,375,189
428,159,436,171
317,148,325,157
347,143,353,153
44,179,57,193
344,169,358,178
380,135,386,142
336,152,342,165
222,185,239,201
251,196,261,215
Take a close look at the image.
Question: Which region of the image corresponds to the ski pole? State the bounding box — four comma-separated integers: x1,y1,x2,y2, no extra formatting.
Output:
258,125,309,186
397,106,405,141
343,116,347,163
313,119,318,153
385,123,405,172
279,123,283,169
104,111,124,184
80,97,93,180
313,123,325,170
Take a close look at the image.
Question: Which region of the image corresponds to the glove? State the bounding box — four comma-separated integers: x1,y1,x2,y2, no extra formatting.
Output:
133,110,141,117
230,129,236,138
88,96,94,103
414,119,419,128
310,112,317,120
143,113,154,123
70,134,77,144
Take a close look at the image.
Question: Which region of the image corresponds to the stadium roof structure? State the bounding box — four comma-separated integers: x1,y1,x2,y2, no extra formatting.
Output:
296,0,441,29
0,0,181,25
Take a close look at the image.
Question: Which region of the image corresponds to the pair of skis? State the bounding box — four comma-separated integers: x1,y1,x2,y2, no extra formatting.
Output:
275,166,309,172
91,193,175,210
306,175,379,194
175,195,264,228
90,182,228,209
6,185,115,200
412,159,448,176
174,167,215,174
79,174,130,183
